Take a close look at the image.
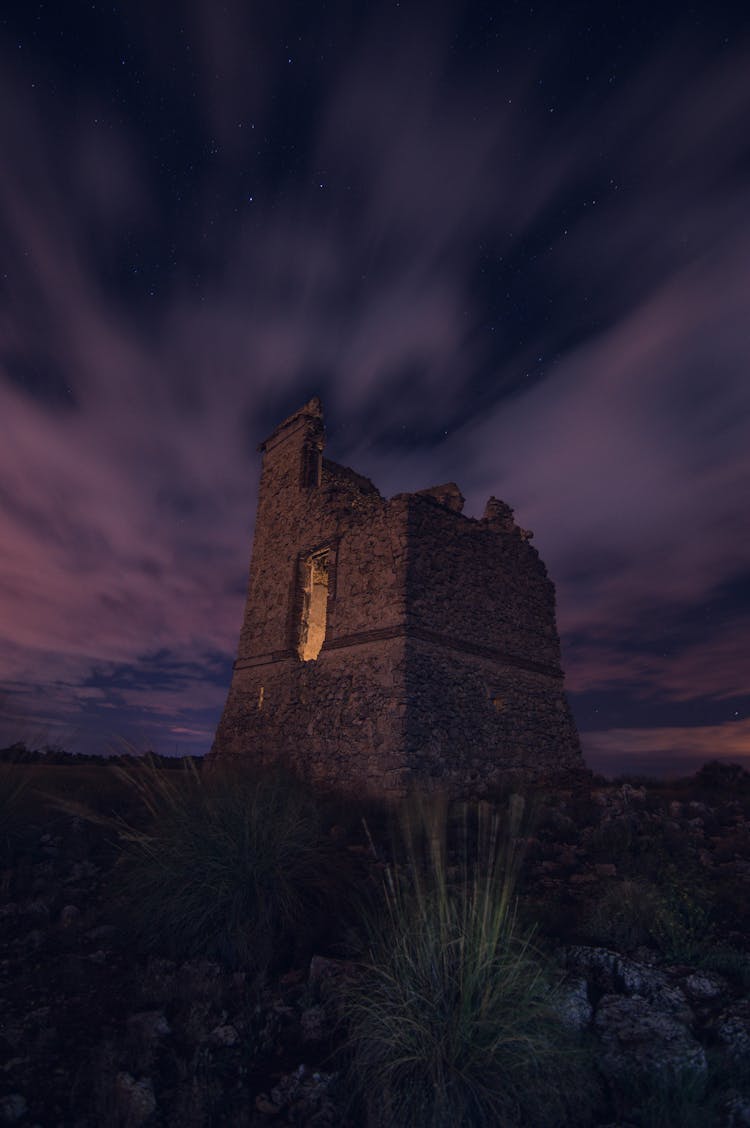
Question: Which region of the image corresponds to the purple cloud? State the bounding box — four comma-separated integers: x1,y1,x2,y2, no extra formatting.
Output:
0,11,748,770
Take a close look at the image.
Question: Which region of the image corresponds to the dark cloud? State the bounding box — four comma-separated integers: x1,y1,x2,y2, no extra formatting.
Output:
0,2,748,770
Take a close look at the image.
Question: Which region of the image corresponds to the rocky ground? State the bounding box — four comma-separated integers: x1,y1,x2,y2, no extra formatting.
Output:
1,765,750,1126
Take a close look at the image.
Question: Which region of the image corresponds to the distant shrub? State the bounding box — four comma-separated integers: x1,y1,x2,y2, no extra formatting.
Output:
584,879,663,951
583,871,714,962
693,760,750,794
342,795,596,1127
0,742,30,764
588,813,698,882
649,872,714,963
587,814,639,865
111,759,348,974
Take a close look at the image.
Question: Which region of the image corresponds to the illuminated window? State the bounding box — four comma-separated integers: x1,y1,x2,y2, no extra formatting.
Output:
298,549,329,660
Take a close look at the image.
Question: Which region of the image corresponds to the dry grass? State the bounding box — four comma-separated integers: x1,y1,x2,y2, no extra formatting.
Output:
342,795,597,1127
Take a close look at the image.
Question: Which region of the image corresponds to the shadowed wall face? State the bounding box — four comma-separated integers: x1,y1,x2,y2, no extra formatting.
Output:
212,399,583,794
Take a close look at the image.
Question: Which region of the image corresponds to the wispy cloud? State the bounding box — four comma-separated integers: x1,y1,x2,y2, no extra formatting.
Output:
0,10,748,765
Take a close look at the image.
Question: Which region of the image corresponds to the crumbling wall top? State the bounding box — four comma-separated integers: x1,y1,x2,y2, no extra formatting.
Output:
322,458,382,498
416,482,465,513
483,496,534,540
259,396,323,452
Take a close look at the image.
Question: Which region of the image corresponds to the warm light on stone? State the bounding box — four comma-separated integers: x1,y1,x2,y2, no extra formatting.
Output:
298,551,329,661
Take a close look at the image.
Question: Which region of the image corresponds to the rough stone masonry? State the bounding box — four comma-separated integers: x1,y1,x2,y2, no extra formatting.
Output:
211,397,583,794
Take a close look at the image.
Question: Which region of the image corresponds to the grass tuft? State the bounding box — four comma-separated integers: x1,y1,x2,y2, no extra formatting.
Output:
342,794,596,1127
102,758,346,974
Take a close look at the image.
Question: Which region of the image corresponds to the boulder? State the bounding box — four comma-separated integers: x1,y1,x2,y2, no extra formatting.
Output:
562,946,692,1021
713,1000,750,1067
594,994,706,1083
554,976,592,1032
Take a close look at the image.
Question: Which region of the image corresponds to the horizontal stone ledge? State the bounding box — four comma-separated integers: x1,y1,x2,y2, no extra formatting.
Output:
234,648,297,669
406,626,563,678
234,624,562,679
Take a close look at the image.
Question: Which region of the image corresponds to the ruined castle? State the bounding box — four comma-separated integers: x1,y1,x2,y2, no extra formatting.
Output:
211,397,582,793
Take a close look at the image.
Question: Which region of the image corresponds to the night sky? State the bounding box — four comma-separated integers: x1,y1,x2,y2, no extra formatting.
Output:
1,1,748,777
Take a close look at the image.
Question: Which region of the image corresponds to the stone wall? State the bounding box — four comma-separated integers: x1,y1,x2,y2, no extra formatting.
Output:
404,492,561,666
211,397,583,794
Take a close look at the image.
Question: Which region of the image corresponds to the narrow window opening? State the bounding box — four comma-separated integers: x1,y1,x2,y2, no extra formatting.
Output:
300,443,322,489
258,686,264,711
298,550,329,661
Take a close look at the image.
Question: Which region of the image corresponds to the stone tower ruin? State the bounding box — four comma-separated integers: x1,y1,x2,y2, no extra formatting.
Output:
211,397,582,794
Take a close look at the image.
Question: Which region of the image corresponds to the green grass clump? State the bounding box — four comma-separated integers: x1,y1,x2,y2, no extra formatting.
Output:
583,870,715,961
583,878,662,951
648,872,714,963
343,795,596,1127
110,759,346,974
